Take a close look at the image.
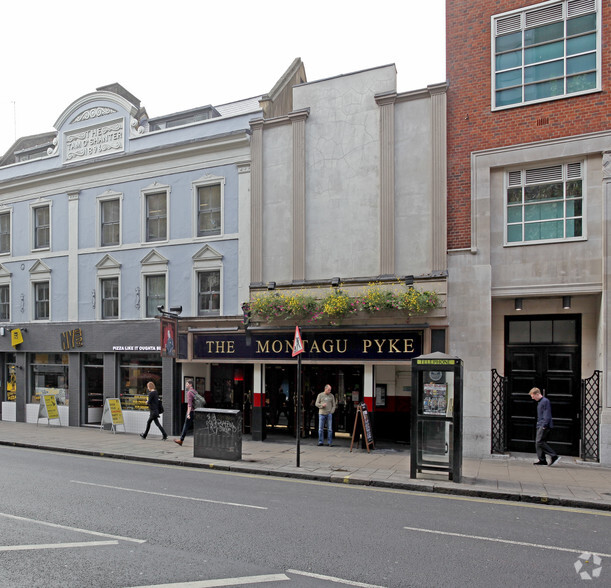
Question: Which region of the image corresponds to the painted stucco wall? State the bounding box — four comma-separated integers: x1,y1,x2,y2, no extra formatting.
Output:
261,124,292,284
294,66,396,280
0,90,256,323
395,97,434,277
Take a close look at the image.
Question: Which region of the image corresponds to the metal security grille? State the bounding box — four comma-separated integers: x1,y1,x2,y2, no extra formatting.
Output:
491,369,508,454
581,370,601,462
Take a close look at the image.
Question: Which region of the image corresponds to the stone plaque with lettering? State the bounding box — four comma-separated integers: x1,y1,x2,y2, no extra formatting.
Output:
64,119,125,163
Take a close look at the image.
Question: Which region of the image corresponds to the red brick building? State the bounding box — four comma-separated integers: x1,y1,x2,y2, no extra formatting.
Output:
445,0,611,463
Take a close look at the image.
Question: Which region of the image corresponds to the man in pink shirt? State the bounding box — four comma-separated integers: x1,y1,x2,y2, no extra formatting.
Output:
175,379,196,446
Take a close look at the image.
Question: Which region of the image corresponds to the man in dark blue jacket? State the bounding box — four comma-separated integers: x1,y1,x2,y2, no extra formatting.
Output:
529,387,560,466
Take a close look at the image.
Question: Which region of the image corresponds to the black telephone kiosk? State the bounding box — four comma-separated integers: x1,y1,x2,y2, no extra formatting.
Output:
410,352,463,482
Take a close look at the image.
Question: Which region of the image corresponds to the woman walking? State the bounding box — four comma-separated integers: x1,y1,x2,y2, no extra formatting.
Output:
140,381,168,440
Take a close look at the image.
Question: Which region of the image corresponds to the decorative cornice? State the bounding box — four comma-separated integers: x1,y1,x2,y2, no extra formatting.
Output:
288,108,310,122
54,91,139,129
72,107,118,124
375,91,397,106
491,282,603,297
0,132,250,199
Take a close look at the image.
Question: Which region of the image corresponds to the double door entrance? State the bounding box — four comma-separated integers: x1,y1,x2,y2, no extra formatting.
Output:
264,364,363,437
505,316,580,456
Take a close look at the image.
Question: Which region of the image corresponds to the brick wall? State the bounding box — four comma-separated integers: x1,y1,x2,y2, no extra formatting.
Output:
446,0,611,250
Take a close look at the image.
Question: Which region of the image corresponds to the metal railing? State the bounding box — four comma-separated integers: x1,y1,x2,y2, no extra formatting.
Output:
491,368,508,454
581,370,601,462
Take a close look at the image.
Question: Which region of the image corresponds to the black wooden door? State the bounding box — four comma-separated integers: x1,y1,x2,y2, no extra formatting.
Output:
505,317,580,456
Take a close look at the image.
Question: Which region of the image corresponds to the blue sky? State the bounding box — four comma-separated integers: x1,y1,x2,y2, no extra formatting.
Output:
0,0,445,155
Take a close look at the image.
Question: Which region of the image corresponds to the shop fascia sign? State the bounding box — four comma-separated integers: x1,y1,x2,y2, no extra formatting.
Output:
193,330,423,360
112,345,161,351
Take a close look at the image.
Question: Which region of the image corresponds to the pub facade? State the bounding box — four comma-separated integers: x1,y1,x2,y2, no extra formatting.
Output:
175,62,449,442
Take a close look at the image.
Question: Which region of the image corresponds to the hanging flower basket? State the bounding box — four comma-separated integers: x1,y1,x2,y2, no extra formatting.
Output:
247,283,441,325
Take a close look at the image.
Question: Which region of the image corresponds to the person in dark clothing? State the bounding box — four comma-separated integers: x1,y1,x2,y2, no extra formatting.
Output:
529,387,560,466
140,381,167,440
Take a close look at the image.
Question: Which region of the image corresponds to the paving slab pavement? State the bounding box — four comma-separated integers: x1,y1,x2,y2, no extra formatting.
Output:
0,421,609,511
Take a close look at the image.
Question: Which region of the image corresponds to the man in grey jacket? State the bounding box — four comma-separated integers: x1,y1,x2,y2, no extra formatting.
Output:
529,387,560,466
315,384,336,447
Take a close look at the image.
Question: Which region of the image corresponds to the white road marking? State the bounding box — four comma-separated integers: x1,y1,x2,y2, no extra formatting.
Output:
288,569,386,587
0,512,146,544
126,574,289,587
0,540,118,552
403,526,611,558
15,447,604,517
71,479,267,510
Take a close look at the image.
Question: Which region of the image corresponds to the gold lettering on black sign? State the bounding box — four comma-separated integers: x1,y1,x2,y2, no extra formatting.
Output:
60,328,84,351
206,336,414,356
363,338,414,353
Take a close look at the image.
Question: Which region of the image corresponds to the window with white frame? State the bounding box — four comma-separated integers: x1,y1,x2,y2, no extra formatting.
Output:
506,161,584,244
192,244,223,316
100,197,120,246
145,192,167,242
34,281,50,320
101,277,119,319
197,271,220,315
493,0,599,109
96,254,121,320
145,275,166,317
0,284,9,321
33,204,50,250
0,211,10,254
197,183,222,237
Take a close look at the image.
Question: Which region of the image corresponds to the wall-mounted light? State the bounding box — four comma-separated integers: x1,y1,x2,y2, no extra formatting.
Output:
562,296,571,310
267,281,276,290
331,277,340,288
169,305,183,315
514,298,523,311
404,275,414,287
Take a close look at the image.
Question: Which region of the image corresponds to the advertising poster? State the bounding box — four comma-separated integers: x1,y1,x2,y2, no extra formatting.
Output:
423,383,448,415
160,316,177,358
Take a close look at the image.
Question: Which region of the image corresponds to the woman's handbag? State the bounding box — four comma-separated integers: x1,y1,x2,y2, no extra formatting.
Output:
158,401,164,415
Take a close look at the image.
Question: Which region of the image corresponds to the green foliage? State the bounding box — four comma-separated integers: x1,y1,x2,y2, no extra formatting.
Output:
248,283,441,324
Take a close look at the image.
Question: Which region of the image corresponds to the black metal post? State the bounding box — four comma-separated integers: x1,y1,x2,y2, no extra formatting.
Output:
296,353,302,467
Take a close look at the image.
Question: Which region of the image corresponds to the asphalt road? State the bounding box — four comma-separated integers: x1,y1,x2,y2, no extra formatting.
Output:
0,445,609,587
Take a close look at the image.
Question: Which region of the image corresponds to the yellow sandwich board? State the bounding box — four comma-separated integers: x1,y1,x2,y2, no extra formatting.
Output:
37,393,61,426
100,398,125,434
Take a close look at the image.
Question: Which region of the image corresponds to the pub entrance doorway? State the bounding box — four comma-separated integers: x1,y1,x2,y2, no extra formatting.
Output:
505,315,581,456
264,364,363,438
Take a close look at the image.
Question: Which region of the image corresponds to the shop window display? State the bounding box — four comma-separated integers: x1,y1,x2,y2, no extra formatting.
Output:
119,353,162,411
31,353,69,405
3,353,16,402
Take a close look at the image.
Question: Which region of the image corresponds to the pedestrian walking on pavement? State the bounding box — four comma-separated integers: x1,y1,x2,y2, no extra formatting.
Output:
140,381,167,440
175,379,196,446
529,387,560,466
315,384,336,446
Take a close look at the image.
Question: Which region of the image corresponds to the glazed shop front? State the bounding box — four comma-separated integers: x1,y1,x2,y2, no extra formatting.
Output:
0,320,167,434
182,328,428,442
